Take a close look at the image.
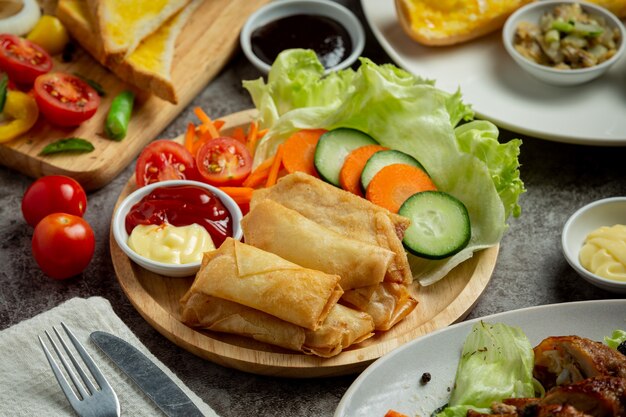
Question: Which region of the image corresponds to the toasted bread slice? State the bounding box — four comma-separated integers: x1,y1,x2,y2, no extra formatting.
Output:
85,0,191,62
57,0,199,103
395,0,533,46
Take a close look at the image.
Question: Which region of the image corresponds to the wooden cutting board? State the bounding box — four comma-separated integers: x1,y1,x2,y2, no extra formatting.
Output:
0,0,269,190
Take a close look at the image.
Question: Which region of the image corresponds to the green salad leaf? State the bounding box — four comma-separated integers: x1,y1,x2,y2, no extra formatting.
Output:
243,49,525,285
605,329,626,349
435,322,536,417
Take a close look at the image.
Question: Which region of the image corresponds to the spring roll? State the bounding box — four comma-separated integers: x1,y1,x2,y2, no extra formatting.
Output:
180,292,305,351
187,238,343,330
241,199,394,291
341,282,418,331
251,172,413,285
180,293,375,357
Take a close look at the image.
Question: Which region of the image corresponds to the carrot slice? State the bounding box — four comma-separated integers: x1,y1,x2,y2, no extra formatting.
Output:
183,123,196,153
246,121,259,154
384,411,409,417
265,144,284,187
281,129,327,177
339,144,387,196
232,127,246,143
242,156,274,188
365,164,437,213
218,187,254,205
194,107,219,138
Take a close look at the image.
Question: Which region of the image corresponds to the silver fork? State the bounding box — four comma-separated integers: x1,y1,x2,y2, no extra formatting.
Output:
39,322,120,417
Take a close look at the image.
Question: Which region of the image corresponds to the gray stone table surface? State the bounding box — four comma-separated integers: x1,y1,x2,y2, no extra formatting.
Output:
1,1,625,416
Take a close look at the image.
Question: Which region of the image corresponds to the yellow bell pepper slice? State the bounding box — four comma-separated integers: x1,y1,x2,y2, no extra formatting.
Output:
0,90,39,143
26,15,70,56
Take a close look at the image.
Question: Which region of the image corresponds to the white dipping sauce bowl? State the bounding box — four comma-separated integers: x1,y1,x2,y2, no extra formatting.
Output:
240,0,365,74
112,180,243,277
562,197,626,293
503,0,626,86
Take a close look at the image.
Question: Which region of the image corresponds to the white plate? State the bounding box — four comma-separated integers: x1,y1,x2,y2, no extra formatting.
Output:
335,299,626,417
360,0,626,145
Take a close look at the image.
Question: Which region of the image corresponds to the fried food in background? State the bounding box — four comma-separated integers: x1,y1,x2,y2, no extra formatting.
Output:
395,0,533,46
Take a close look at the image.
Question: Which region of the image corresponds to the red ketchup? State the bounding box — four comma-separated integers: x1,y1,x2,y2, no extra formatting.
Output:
125,185,233,247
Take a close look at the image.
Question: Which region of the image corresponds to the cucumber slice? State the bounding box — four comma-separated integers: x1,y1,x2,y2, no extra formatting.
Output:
361,149,426,190
314,128,378,186
399,191,471,260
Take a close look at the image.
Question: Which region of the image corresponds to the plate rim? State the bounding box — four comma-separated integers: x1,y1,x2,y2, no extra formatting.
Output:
334,298,626,416
359,0,626,146
109,108,500,377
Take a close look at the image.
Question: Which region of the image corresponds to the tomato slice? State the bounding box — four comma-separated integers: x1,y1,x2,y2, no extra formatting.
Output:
195,137,253,186
135,139,197,187
0,34,52,85
33,72,100,126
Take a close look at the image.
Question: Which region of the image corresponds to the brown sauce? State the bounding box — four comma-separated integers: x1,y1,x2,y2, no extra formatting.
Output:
250,14,352,69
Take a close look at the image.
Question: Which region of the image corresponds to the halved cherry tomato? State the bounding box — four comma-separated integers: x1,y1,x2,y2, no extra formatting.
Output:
31,213,95,280
0,34,52,85
135,139,197,187
33,72,100,126
21,175,87,227
195,137,252,186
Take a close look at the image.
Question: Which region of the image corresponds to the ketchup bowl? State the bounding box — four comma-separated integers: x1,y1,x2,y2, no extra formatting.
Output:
112,180,243,277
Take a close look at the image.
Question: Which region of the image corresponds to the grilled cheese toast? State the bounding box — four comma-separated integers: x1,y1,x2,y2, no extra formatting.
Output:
57,0,199,103
395,0,533,46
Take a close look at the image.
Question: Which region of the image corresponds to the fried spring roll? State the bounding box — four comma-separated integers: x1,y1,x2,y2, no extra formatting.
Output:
341,282,418,331
186,238,343,330
251,172,413,285
180,293,375,358
241,199,394,291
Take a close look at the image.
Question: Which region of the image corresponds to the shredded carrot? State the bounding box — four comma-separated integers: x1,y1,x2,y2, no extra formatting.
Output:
384,411,409,417
339,145,387,196
218,187,254,205
184,123,196,153
194,107,219,138
214,120,225,131
257,128,269,138
232,127,246,143
281,129,326,178
365,164,437,213
243,156,273,188
246,121,259,154
265,144,284,187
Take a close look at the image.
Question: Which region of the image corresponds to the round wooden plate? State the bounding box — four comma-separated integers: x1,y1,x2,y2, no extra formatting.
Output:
109,109,499,378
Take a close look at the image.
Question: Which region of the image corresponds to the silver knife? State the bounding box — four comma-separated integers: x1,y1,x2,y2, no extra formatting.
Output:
90,331,205,417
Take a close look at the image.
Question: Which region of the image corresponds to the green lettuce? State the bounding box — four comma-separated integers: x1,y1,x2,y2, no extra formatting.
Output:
605,329,626,349
243,49,525,285
435,322,536,417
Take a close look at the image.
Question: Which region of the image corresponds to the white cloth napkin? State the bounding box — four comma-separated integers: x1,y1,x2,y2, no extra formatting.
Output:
0,296,219,417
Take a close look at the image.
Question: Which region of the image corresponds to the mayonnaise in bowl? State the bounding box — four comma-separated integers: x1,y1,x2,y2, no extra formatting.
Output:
579,224,626,282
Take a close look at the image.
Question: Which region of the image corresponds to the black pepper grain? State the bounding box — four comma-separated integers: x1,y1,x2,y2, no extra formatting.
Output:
420,372,431,385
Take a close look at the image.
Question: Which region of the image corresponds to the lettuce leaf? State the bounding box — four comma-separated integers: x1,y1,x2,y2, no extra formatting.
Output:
243,49,525,285
435,322,536,417
605,329,626,349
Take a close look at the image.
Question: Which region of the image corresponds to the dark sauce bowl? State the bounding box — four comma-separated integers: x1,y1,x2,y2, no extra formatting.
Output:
240,0,365,74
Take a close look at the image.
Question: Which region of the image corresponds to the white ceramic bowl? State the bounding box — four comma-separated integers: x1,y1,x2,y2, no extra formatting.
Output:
240,0,365,74
562,197,626,293
112,180,243,277
503,0,626,86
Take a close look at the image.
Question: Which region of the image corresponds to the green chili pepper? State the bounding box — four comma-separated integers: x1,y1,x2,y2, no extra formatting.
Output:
0,73,8,113
40,138,95,155
105,90,135,141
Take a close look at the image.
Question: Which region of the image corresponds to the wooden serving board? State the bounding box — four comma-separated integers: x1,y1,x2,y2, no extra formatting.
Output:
109,109,500,378
0,0,269,191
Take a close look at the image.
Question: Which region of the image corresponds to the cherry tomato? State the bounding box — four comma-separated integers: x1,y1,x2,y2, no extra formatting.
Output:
195,137,252,186
21,175,87,227
0,34,52,85
33,72,100,126
31,213,95,280
135,140,197,187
